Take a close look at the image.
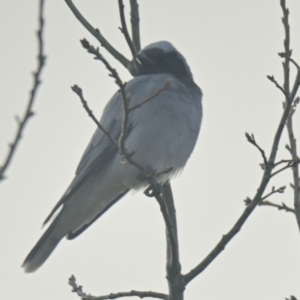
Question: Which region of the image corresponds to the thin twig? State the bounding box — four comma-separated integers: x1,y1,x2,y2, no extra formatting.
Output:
64,0,133,74
261,185,286,201
279,52,300,70
260,200,295,213
280,0,300,232
267,75,289,98
69,275,88,298
80,38,129,152
245,133,268,168
0,0,46,182
128,80,171,111
69,275,168,300
129,0,141,52
80,39,126,91
271,160,300,178
70,84,144,175
118,0,139,73
92,291,168,300
70,85,119,150
274,158,295,167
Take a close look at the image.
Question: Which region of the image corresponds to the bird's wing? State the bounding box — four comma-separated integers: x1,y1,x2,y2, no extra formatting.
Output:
43,90,126,226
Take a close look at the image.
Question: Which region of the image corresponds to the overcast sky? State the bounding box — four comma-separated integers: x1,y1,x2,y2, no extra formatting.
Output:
1,1,300,299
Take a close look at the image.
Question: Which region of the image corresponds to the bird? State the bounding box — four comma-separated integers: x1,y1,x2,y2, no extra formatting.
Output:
22,41,203,273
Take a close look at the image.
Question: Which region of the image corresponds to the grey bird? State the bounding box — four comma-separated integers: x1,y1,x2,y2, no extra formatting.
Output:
22,41,203,273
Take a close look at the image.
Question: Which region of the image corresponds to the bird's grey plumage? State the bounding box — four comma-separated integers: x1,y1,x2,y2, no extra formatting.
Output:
22,41,203,273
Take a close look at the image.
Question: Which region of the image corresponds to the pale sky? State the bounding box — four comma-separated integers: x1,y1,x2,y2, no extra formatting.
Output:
1,1,300,299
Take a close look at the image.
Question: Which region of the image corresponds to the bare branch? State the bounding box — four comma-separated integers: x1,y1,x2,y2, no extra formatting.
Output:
80,39,126,94
69,275,89,299
145,182,183,300
92,291,168,300
274,158,295,167
129,0,141,52
64,0,133,74
245,133,268,168
261,185,286,201
271,159,300,178
69,275,168,300
0,0,46,182
285,296,298,300
128,80,171,112
260,200,295,214
118,0,139,73
70,85,119,150
280,0,300,232
162,182,184,300
279,52,300,70
267,75,289,98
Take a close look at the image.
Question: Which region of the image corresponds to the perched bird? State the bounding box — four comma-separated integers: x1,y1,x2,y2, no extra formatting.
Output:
22,41,203,273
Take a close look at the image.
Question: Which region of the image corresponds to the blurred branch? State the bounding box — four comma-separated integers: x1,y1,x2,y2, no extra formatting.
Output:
260,200,295,214
270,159,300,178
69,275,168,300
182,0,300,286
280,0,300,232
267,75,289,98
285,296,298,300
128,80,170,112
261,185,286,201
245,133,268,168
129,0,141,52
70,85,119,149
0,0,46,182
274,158,297,167
64,0,133,73
118,0,139,73
163,182,183,300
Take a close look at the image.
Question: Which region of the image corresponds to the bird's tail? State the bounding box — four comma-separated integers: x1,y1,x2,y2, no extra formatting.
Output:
22,217,65,273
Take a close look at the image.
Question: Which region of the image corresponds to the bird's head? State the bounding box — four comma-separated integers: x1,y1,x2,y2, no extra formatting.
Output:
135,41,194,81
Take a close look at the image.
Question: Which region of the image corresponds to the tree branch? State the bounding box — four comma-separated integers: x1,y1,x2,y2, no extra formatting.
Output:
128,80,170,112
260,200,295,213
163,182,183,300
245,133,268,168
0,0,46,182
70,85,119,150
270,159,300,178
64,0,133,73
129,0,141,52
69,275,168,300
267,75,289,98
261,185,286,201
118,0,139,73
280,0,300,232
